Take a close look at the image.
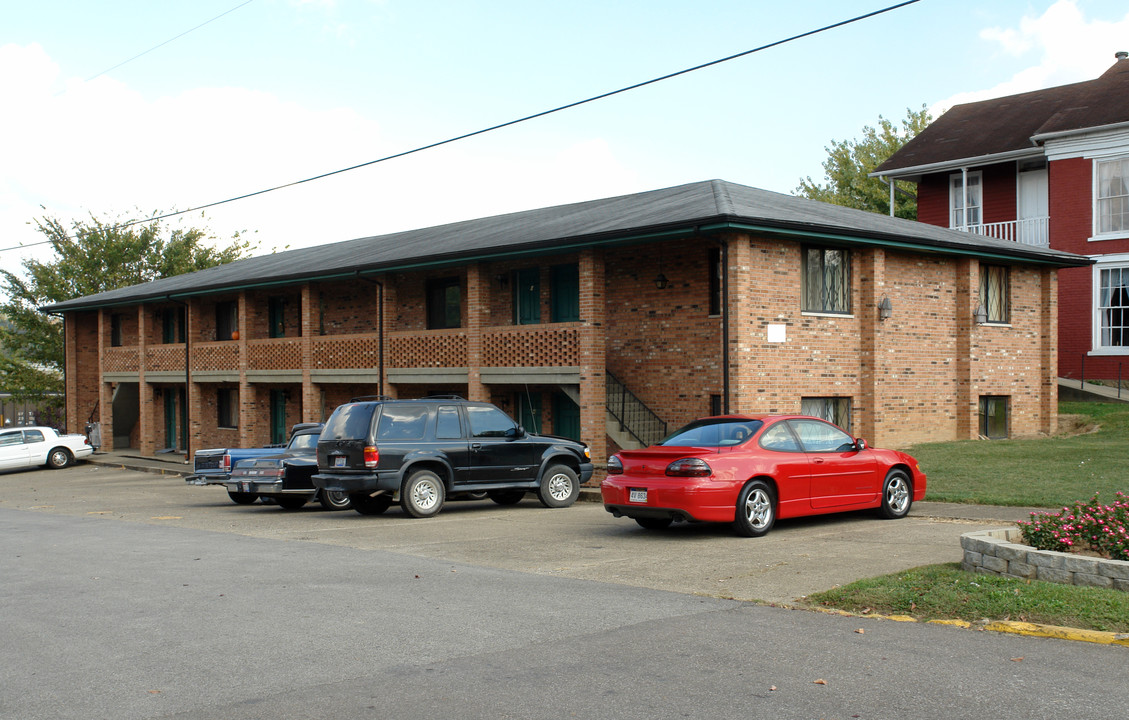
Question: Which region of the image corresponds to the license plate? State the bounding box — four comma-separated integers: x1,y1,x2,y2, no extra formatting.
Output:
334,456,346,468
629,489,647,503
241,481,252,493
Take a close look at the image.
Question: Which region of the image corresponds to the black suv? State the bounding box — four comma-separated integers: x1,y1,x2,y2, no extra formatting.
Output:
312,396,593,517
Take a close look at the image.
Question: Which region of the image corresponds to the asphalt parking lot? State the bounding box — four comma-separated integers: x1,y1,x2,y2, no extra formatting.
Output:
0,460,1035,604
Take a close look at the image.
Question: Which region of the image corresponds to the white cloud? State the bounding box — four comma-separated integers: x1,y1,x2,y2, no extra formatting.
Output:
932,0,1129,113
0,41,639,271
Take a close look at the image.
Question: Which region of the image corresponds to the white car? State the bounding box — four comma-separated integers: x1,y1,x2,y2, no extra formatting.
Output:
0,426,93,470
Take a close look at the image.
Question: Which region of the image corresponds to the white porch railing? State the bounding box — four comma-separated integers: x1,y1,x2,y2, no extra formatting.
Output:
959,217,1049,247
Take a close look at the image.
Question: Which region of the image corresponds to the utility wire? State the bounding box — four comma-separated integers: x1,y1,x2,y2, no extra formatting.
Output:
75,0,255,88
6,0,919,253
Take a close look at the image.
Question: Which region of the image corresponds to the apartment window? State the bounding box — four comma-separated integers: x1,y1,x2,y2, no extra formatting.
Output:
550,264,579,322
801,397,851,432
802,246,851,314
426,277,461,329
110,313,123,347
1097,264,1129,349
979,265,1010,324
268,297,286,338
979,396,1009,439
216,301,238,340
1097,157,1129,235
217,388,237,428
950,171,982,228
514,268,540,325
708,247,722,316
161,307,185,344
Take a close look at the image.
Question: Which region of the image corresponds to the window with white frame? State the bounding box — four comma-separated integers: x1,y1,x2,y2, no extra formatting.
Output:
801,397,851,432
1097,263,1129,350
950,171,982,228
1097,157,1129,235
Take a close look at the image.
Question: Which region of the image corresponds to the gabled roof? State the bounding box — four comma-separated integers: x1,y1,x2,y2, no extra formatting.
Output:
875,55,1129,178
44,179,1089,313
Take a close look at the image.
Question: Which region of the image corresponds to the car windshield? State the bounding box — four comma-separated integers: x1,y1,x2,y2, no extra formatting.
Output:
321,402,379,441
659,419,763,447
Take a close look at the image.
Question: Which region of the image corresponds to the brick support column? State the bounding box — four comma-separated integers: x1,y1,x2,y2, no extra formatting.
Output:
63,314,79,432
955,258,978,439
237,292,254,446
725,234,754,412
300,283,319,421
858,248,885,444
138,305,155,455
1040,268,1059,435
95,309,112,450
466,264,487,402
578,248,607,471
186,298,202,459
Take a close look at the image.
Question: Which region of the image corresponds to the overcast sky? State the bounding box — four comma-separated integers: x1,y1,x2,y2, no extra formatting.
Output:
3,0,1129,274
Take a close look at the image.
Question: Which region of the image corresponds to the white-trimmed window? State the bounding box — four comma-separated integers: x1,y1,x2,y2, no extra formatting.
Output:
801,397,851,432
1095,260,1129,352
1096,156,1129,236
950,171,982,228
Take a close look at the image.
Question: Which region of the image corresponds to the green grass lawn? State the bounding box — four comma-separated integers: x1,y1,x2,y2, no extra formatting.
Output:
801,402,1129,632
907,401,1129,507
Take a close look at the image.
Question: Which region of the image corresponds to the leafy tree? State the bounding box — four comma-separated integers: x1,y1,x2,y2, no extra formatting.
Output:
0,213,255,407
796,105,932,220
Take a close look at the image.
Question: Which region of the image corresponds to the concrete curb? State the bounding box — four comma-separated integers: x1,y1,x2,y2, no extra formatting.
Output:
810,607,1129,646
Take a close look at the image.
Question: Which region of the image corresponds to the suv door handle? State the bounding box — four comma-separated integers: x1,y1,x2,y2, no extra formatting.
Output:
471,443,482,450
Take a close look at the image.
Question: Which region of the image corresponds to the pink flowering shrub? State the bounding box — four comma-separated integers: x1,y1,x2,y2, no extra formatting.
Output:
1018,492,1129,561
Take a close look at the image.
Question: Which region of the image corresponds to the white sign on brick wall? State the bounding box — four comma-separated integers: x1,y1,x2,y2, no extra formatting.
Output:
766,324,786,343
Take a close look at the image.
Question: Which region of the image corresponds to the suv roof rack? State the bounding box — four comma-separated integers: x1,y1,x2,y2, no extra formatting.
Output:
348,395,394,402
420,394,466,400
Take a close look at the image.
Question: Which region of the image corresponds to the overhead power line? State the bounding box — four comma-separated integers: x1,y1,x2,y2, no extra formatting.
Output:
6,0,919,254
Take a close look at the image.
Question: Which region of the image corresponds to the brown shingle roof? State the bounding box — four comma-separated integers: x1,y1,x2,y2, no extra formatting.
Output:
875,56,1129,176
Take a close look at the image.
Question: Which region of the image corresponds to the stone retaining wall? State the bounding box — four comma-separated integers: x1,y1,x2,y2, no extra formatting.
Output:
961,527,1129,591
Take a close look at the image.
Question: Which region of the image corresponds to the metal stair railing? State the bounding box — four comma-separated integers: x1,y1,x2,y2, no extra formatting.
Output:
606,371,667,447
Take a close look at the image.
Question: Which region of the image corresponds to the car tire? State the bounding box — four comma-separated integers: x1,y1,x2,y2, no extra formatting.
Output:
318,489,353,511
537,465,580,508
635,517,673,530
488,490,525,505
227,490,259,505
401,470,445,518
276,495,308,510
46,447,72,469
878,469,913,519
352,493,392,515
732,480,776,537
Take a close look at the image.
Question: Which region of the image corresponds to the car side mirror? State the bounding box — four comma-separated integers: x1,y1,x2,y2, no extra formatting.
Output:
854,438,868,451
508,426,525,439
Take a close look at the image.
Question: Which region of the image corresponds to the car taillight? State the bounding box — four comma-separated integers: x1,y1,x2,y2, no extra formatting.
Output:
364,446,379,468
666,458,712,477
606,455,623,475
222,454,231,472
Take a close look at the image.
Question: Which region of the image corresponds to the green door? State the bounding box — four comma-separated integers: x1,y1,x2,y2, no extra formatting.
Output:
517,392,542,434
163,388,186,451
515,268,540,325
552,392,581,441
270,390,287,445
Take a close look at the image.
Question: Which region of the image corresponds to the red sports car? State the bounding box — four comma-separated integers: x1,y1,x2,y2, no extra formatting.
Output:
601,414,926,537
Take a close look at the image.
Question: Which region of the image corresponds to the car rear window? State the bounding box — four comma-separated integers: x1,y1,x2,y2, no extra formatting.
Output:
660,419,763,447
377,404,430,441
321,402,380,441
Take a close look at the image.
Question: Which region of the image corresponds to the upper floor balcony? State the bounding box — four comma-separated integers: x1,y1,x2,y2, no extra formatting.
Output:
958,216,1049,247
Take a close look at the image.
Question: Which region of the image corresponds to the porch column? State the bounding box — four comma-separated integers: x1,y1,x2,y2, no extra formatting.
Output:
137,305,155,455
185,298,202,458
237,291,255,446
578,248,607,473
300,283,319,421
955,258,978,438
97,309,113,451
466,263,487,402
63,314,79,432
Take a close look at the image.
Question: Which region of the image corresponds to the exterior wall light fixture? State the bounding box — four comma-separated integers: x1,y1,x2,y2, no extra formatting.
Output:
974,303,988,324
653,272,669,290
877,295,892,320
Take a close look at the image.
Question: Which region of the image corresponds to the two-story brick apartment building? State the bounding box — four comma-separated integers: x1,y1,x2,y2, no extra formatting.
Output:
46,179,1087,464
874,52,1129,386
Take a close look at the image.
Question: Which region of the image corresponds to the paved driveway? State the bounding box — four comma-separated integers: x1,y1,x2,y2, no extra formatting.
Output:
1,462,1026,604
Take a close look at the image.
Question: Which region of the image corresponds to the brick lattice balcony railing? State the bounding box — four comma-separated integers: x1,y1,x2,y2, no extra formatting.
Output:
482,325,580,366
247,338,302,371
192,342,240,372
103,346,140,373
387,329,468,368
146,345,186,372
